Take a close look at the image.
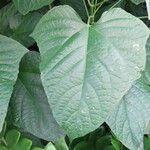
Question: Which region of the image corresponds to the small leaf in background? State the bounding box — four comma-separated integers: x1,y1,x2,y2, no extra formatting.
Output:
0,3,42,47
144,136,150,150
45,142,57,150
55,137,69,150
12,138,32,150
5,129,20,148
10,51,64,141
12,0,54,15
32,148,44,150
73,141,88,150
31,5,149,139
0,35,28,133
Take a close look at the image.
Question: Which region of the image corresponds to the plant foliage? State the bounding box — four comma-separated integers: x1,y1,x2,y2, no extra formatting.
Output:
0,0,150,149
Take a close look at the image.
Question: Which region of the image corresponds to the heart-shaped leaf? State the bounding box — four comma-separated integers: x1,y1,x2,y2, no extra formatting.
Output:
31,6,149,139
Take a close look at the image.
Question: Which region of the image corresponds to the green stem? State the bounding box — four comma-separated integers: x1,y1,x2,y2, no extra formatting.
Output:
138,16,148,19
82,0,90,18
88,0,95,25
108,0,122,11
94,0,108,15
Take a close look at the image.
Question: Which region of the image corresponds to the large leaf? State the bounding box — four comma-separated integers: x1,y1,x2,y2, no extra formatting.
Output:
12,0,54,15
31,6,149,139
107,79,150,150
10,51,64,141
0,3,42,47
0,35,28,132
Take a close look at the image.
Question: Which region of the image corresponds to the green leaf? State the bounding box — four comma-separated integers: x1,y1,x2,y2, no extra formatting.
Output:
144,136,150,150
107,79,150,150
10,51,64,141
0,3,42,47
45,142,57,150
73,141,88,150
12,138,32,150
31,6,149,139
5,130,20,148
12,0,54,15
0,3,17,35
0,35,28,132
55,137,69,150
11,12,42,47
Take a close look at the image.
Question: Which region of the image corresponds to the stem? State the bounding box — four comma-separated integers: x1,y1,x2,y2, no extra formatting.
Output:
108,0,122,11
88,0,94,7
82,0,90,18
88,0,95,25
94,0,108,15
138,16,148,19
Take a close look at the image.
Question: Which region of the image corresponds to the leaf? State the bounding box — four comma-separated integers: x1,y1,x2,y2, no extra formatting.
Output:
73,141,88,150
0,3,42,47
12,138,32,150
10,51,64,141
107,79,150,150
55,137,69,150
0,35,28,132
5,130,20,148
0,3,17,35
144,136,150,150
11,12,42,47
31,6,149,139
45,142,57,150
12,0,54,15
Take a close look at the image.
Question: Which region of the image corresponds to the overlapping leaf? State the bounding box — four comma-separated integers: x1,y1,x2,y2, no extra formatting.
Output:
107,35,150,150
0,3,42,47
10,51,64,141
31,6,149,139
0,35,28,132
12,0,54,15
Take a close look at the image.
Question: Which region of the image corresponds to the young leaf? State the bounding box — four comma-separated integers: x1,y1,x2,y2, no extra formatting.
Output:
12,0,54,15
0,35,28,132
45,142,57,150
5,129,20,148
12,138,32,150
31,6,149,139
107,79,150,150
10,51,64,141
